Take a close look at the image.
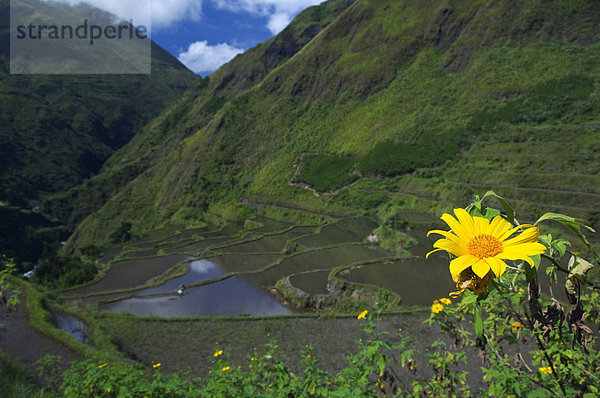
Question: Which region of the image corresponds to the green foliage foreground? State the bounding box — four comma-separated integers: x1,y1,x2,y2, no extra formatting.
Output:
15,193,599,396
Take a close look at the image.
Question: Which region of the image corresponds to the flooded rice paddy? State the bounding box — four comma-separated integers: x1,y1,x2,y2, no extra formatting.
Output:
65,214,451,317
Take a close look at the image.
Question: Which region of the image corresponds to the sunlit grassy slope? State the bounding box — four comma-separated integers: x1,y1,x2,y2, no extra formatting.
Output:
47,0,354,230
67,0,600,253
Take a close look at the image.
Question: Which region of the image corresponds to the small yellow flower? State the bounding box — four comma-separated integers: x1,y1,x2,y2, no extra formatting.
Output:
98,363,107,368
153,363,161,368
306,354,312,360
214,350,223,357
357,310,368,320
431,302,444,314
539,366,553,374
511,321,523,332
221,366,230,372
439,298,451,305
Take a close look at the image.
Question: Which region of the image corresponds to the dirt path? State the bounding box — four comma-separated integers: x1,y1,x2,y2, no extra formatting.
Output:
0,299,83,384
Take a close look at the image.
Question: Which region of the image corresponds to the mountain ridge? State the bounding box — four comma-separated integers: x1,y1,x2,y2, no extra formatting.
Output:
45,0,355,233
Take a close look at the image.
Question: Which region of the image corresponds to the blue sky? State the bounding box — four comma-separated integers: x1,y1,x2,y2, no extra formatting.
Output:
53,0,324,75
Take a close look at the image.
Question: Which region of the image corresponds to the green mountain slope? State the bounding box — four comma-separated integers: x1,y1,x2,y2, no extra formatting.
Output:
46,0,354,229
0,0,198,262
68,0,600,253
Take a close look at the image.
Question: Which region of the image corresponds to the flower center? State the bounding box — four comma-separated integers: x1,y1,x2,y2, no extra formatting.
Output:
467,234,503,259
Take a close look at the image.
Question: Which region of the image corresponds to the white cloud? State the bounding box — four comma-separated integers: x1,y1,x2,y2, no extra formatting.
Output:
47,0,203,30
177,40,244,74
47,0,323,34
213,0,323,34
266,12,291,35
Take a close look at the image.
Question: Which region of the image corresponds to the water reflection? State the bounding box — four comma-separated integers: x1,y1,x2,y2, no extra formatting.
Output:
54,313,89,344
289,270,330,295
342,230,456,306
142,259,225,294
101,261,292,317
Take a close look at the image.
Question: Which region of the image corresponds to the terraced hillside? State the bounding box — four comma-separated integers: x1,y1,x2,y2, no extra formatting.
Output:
63,204,455,317
66,0,600,258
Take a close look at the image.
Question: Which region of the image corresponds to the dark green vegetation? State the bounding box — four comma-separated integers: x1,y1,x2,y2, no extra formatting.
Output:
0,0,199,266
293,154,359,192
0,349,54,398
63,0,600,257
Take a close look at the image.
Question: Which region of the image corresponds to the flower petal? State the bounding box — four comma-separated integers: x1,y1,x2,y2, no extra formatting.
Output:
449,255,479,280
503,227,541,247
488,215,512,237
454,208,477,238
440,213,470,242
498,243,546,266
426,248,445,259
427,229,468,250
497,224,536,242
501,242,547,256
471,259,491,278
473,216,489,235
433,238,468,258
486,257,507,277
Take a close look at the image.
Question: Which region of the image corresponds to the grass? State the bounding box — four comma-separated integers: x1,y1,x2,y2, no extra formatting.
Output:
94,309,429,378
0,349,54,398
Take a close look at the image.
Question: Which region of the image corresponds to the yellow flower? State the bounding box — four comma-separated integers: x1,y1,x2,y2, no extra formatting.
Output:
214,350,223,357
511,321,523,332
539,366,553,374
357,310,368,320
431,302,444,314
98,363,107,368
153,363,161,368
221,366,230,372
439,298,451,305
427,208,546,295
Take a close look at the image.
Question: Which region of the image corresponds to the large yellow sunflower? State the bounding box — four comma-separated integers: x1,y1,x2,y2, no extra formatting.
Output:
427,208,546,294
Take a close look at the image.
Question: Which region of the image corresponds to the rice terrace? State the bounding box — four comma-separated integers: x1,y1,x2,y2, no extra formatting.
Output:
1,0,600,396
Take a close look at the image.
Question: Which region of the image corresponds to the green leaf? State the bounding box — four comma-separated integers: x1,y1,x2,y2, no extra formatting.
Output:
551,239,570,257
539,234,552,247
535,212,595,250
474,305,484,340
474,195,482,212
535,213,593,229
481,191,515,224
470,205,500,221
525,255,540,283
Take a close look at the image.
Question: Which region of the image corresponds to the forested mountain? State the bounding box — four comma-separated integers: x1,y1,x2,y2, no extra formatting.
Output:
0,0,199,263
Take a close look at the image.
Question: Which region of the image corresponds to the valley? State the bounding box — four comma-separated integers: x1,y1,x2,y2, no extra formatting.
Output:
1,0,600,395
